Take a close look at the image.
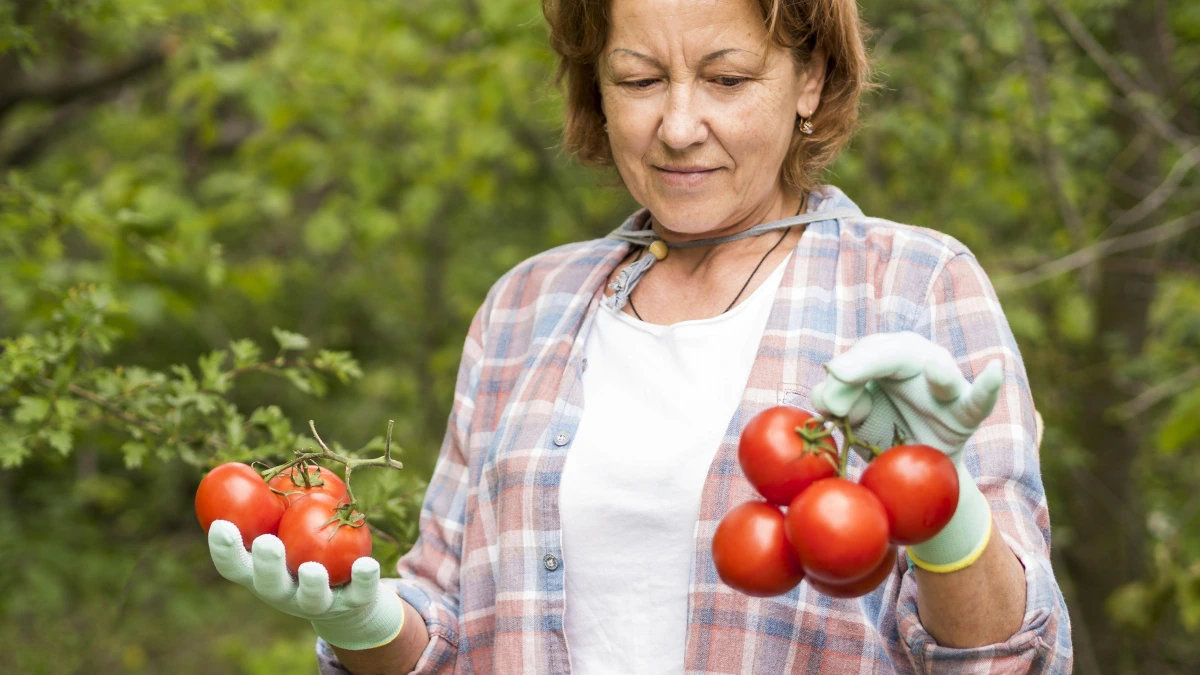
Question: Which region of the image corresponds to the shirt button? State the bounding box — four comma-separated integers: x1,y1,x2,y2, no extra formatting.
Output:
543,554,560,571
554,431,571,446
581,358,588,372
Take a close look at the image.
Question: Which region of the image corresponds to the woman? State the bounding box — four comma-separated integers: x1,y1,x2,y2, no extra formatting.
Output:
206,0,1073,672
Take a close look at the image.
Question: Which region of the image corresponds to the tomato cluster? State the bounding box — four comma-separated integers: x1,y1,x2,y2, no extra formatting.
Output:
712,407,960,599
195,461,370,586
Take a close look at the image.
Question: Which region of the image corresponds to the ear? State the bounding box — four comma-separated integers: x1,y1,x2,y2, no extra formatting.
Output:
795,46,828,119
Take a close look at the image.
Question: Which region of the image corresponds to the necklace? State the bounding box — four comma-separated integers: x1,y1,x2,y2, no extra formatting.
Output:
626,225,791,321
603,200,860,316
619,196,805,323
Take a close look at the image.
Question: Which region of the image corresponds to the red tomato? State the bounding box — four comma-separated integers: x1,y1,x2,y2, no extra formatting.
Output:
859,444,960,545
712,501,804,597
277,493,372,586
267,465,348,506
807,546,897,599
738,406,838,506
195,462,287,549
785,478,890,584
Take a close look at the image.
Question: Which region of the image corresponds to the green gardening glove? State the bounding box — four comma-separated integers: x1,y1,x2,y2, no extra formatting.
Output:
207,519,406,651
809,332,1003,573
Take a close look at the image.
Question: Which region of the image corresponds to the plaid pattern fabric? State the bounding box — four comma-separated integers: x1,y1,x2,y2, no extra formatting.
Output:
318,185,1073,674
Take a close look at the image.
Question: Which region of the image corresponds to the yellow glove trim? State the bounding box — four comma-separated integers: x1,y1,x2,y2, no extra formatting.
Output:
907,513,992,574
363,615,406,650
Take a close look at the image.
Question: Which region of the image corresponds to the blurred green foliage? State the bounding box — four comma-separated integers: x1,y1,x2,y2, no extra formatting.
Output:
0,0,1197,673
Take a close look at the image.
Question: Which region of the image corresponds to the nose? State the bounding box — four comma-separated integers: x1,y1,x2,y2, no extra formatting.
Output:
657,81,708,150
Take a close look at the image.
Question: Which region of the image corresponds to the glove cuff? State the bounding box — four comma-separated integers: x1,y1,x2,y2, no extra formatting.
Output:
312,586,407,652
906,465,992,573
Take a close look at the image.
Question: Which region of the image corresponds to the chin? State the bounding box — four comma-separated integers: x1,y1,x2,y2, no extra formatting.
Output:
643,194,735,235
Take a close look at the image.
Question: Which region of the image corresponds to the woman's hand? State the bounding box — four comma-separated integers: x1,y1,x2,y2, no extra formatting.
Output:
207,519,407,652
809,331,1003,462
810,332,1003,572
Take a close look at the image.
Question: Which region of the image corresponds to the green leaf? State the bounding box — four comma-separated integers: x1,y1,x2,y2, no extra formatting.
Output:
1157,385,1200,453
54,398,80,423
122,441,149,469
14,396,51,424
303,204,348,255
1178,567,1200,632
0,432,29,468
192,393,218,415
1108,580,1170,635
229,338,262,369
198,349,229,392
283,367,313,394
271,327,310,352
313,349,363,383
226,412,245,449
44,428,73,456
249,405,293,442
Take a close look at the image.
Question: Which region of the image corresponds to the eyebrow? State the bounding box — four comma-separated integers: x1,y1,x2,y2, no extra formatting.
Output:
608,47,755,68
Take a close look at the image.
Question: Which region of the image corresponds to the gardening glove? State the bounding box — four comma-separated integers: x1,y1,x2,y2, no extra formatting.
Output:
207,519,406,651
809,331,1003,573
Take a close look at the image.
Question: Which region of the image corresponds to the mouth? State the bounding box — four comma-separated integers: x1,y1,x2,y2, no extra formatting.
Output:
654,165,721,188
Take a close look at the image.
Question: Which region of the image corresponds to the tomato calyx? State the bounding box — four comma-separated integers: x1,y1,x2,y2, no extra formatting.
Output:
792,420,840,471
287,462,328,489
261,458,332,499
319,501,368,541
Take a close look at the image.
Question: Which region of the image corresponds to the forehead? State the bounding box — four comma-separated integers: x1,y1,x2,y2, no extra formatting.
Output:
605,0,771,60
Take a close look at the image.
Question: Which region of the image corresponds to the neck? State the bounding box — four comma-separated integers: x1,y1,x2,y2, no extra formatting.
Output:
645,191,807,272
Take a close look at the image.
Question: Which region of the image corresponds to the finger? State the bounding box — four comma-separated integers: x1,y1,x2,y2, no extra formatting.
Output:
845,385,874,427
957,359,1004,425
343,557,382,608
924,353,965,403
296,562,335,614
811,376,869,418
824,332,933,385
809,379,833,415
251,534,296,603
208,520,254,587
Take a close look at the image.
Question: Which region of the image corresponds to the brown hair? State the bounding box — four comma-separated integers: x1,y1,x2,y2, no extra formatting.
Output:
541,0,874,195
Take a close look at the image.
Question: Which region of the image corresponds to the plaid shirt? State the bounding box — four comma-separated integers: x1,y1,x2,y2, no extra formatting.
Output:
318,185,1073,674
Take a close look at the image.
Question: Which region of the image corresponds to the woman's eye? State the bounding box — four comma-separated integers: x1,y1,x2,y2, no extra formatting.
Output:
714,76,747,88
622,79,659,90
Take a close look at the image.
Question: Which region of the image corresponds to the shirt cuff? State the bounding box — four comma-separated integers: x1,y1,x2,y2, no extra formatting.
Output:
315,578,460,675
896,532,1073,674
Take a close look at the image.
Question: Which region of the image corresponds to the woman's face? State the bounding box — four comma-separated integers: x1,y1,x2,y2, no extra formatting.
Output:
599,0,825,235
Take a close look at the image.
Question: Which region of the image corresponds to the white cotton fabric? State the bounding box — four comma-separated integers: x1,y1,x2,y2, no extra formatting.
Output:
560,251,792,674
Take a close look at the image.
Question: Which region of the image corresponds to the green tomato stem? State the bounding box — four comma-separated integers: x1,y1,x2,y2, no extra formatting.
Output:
825,415,885,478
256,420,405,511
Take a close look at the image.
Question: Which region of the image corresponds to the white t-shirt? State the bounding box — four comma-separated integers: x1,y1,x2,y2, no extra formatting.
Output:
560,250,793,674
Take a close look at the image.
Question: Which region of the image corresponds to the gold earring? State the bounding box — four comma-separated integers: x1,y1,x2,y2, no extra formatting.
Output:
798,115,814,135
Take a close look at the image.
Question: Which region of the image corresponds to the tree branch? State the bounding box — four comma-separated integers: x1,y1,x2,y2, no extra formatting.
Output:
995,210,1200,292
1,98,92,167
0,46,165,121
38,376,166,436
1017,0,1085,246
1107,145,1200,234
1113,365,1200,421
1040,0,1195,152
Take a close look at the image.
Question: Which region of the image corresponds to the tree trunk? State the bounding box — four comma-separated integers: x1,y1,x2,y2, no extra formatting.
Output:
1062,1,1177,672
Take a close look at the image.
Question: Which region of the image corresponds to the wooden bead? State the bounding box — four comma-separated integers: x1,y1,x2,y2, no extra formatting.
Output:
648,240,668,260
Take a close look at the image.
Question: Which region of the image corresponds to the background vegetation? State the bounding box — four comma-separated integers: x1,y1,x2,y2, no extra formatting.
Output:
0,0,1197,672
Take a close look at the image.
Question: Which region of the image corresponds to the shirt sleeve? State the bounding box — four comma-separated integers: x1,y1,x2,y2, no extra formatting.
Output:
316,294,492,674
896,252,1074,673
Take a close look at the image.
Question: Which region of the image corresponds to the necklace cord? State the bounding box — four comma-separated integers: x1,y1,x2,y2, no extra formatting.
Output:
629,225,791,321
626,196,806,322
